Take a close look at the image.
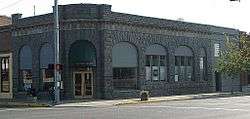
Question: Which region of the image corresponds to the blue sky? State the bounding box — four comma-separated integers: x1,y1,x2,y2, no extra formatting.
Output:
0,0,249,32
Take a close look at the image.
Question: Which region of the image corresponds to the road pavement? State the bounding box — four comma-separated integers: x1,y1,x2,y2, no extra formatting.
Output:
1,96,250,119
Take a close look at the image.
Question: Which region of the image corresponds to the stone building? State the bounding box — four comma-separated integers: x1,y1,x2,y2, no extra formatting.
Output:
0,4,241,100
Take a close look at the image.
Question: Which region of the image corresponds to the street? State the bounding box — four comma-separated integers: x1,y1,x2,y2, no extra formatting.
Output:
2,96,250,119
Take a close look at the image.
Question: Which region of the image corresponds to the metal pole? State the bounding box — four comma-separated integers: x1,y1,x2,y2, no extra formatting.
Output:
54,0,61,104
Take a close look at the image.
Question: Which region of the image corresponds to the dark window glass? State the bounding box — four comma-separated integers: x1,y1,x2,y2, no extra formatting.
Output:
160,56,165,66
113,67,136,89
187,57,192,66
146,55,151,66
42,69,54,91
152,55,158,66
113,68,136,79
180,56,185,66
175,56,180,66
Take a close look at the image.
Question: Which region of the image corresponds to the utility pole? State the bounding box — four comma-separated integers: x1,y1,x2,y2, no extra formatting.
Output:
33,5,36,16
53,0,61,104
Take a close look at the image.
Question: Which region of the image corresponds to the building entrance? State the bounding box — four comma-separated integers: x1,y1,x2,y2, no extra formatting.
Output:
73,71,93,98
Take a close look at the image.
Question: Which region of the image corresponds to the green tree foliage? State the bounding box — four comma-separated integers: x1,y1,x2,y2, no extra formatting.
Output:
215,33,250,93
239,33,250,71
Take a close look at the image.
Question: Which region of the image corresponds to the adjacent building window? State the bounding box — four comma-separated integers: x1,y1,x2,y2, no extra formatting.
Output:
19,45,32,91
112,42,137,89
1,57,10,93
200,48,207,81
174,46,194,82
40,43,54,91
214,43,220,57
145,44,167,81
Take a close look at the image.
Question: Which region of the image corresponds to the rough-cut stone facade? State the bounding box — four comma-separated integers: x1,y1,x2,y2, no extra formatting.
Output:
0,4,241,100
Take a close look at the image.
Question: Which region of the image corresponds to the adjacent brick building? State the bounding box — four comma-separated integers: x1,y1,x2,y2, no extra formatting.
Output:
0,16,12,99
0,4,242,100
0,16,11,26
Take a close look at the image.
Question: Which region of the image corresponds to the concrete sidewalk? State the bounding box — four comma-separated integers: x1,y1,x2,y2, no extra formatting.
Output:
0,92,245,108
55,92,240,108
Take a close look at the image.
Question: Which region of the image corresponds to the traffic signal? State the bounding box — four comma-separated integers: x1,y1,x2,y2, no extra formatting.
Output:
48,64,63,71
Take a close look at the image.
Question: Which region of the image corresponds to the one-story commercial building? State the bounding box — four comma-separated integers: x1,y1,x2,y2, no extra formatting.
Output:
0,4,243,100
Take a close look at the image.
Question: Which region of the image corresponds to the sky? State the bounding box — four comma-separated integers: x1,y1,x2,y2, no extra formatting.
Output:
0,0,249,32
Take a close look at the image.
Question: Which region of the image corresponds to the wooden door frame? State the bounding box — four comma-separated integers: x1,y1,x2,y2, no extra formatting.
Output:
73,71,93,98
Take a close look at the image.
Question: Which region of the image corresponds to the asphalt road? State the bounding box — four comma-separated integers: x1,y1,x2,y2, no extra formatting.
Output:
2,96,250,119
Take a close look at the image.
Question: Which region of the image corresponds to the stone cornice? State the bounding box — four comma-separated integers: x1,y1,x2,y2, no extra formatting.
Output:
12,19,238,40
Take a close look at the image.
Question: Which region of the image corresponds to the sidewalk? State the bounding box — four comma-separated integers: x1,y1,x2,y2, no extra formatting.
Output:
0,92,246,108
55,92,242,108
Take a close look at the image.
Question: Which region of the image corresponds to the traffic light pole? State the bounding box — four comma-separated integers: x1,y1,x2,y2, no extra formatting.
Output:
54,0,61,104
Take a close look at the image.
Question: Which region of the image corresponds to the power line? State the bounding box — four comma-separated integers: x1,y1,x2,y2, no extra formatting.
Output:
0,0,25,11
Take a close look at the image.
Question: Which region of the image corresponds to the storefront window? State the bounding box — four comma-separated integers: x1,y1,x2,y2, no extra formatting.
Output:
145,44,167,81
200,49,207,81
42,68,54,91
112,42,138,89
1,57,10,93
19,45,32,91
146,55,166,81
21,69,32,91
174,46,194,82
40,43,54,91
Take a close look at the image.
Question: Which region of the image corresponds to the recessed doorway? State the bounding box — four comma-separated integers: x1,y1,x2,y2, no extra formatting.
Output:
73,71,93,98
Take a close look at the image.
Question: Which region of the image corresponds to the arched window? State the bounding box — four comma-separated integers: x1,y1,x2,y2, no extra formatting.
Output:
112,42,138,89
40,43,54,91
145,44,167,81
174,46,194,82
200,48,207,81
19,45,32,91
69,40,96,66
69,40,96,97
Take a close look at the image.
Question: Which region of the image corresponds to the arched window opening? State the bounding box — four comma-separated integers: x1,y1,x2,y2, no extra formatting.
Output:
19,45,32,91
200,48,207,81
174,46,194,82
145,44,167,81
112,42,138,89
69,40,96,97
40,43,54,91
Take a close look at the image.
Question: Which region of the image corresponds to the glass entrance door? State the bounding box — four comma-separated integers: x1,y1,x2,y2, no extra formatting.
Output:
74,73,82,96
84,72,93,97
73,71,93,98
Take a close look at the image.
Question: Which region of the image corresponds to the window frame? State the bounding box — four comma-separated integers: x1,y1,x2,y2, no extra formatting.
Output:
145,55,166,81
1,57,10,93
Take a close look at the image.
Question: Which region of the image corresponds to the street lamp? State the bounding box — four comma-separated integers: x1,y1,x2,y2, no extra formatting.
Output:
53,0,61,104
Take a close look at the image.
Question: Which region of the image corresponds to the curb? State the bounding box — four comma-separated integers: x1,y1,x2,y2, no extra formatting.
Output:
2,92,248,108
114,92,246,106
0,102,51,108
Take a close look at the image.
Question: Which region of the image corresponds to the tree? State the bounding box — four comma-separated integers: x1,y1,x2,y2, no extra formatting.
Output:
239,33,250,71
215,33,249,93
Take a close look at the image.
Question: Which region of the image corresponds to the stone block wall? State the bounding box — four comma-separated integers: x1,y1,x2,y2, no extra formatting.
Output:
2,3,241,100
